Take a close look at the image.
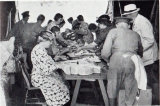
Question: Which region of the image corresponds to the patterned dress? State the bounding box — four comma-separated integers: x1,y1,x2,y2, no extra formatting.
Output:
31,44,70,106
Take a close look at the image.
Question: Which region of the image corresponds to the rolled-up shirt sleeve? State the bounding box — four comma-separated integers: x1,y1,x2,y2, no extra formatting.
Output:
101,30,114,62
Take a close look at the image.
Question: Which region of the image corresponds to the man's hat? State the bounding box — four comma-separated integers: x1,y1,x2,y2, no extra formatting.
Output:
96,14,110,23
122,4,140,15
21,11,30,17
114,17,132,24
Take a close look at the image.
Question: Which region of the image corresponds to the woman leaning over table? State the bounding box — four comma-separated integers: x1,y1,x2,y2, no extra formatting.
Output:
31,32,70,106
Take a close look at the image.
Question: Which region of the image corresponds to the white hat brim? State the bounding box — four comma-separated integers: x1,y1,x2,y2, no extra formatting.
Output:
122,8,140,15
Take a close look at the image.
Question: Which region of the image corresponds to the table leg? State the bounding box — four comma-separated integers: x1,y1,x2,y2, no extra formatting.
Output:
98,80,109,106
70,80,81,106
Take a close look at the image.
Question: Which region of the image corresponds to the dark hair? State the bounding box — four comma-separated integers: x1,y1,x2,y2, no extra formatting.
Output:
37,14,45,22
50,26,60,33
23,15,28,19
77,15,84,21
98,19,112,26
47,20,52,24
72,23,81,30
54,13,63,21
88,23,97,31
60,20,65,26
67,17,73,24
59,20,65,28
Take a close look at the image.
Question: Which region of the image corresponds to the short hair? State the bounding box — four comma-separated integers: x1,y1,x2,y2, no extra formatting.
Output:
47,20,52,24
88,23,97,31
60,20,65,25
54,13,63,21
50,26,60,33
67,17,73,23
59,20,65,28
37,14,45,22
77,15,84,21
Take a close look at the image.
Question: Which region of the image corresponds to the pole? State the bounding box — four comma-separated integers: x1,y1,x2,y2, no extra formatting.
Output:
150,0,157,21
113,0,114,20
118,0,122,17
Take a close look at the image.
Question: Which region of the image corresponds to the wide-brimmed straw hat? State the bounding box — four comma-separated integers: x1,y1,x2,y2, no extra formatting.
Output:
122,4,140,15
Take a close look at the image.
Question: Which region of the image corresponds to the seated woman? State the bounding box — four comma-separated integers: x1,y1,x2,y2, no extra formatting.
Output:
31,33,70,106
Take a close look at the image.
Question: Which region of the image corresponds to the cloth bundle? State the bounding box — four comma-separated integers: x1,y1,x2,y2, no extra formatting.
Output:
131,54,147,90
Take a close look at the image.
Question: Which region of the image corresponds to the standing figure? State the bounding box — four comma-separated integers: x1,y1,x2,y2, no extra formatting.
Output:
7,11,30,56
122,4,159,87
46,13,64,31
101,17,143,106
22,14,45,73
31,33,70,106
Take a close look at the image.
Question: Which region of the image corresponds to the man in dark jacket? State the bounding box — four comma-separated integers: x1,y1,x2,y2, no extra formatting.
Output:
7,11,30,56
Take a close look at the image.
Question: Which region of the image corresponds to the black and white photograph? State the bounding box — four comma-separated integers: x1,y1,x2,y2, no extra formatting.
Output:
0,0,159,106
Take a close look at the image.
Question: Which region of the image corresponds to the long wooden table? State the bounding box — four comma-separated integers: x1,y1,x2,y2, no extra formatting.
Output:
61,68,109,106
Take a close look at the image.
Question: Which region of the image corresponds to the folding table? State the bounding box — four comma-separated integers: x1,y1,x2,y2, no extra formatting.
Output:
61,69,109,106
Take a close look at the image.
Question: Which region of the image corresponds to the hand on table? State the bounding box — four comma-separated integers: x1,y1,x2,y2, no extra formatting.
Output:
54,55,60,61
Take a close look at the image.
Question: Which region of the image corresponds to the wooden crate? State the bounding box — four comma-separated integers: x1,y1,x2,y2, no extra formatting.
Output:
118,87,152,106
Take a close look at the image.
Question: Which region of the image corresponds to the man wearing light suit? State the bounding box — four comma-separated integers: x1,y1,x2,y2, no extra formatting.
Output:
122,4,159,87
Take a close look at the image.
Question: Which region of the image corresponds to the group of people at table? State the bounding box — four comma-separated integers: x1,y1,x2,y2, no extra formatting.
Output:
3,3,159,106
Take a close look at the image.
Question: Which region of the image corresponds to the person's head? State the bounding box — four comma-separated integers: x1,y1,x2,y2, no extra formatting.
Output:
54,13,63,24
50,26,60,36
77,15,84,22
37,31,54,48
67,17,73,24
96,14,111,29
122,4,139,22
114,17,132,29
37,14,45,24
88,23,98,32
21,11,30,22
47,20,52,25
59,20,65,28
72,22,81,30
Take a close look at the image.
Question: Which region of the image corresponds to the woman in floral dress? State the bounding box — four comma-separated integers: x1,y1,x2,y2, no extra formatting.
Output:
31,32,70,106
